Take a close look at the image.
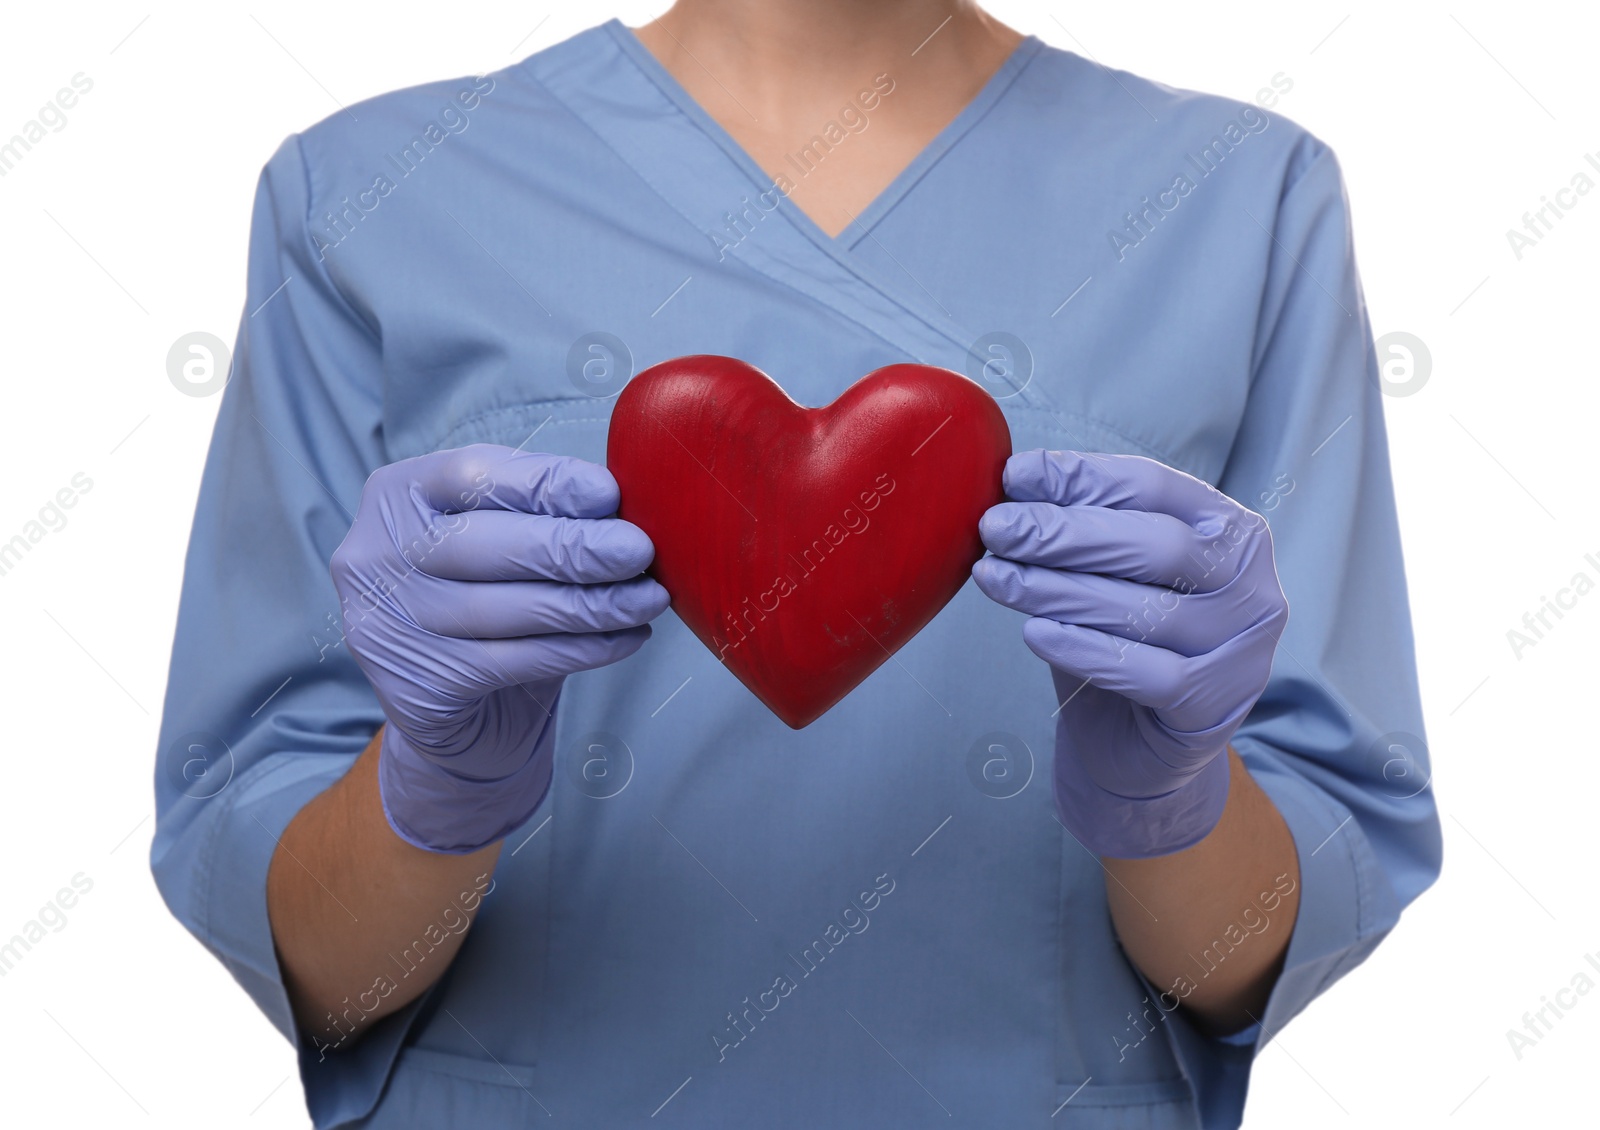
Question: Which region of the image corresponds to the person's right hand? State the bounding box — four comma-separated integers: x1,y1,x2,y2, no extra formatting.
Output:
330,444,669,853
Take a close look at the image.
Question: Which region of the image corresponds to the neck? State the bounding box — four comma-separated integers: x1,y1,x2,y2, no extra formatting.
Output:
636,1,1020,126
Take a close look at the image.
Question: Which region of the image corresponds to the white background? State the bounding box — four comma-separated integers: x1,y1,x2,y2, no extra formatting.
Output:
0,2,1594,1126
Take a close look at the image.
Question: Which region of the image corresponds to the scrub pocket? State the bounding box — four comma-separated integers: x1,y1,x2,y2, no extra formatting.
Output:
1050,1078,1200,1129
431,394,616,466
1055,822,1201,1129
358,1046,549,1126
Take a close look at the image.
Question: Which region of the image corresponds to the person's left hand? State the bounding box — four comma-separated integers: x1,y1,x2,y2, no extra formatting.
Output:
971,449,1289,858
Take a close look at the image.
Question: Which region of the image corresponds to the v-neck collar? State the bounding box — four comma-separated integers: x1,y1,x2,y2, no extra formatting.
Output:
519,20,1055,415
602,18,1042,251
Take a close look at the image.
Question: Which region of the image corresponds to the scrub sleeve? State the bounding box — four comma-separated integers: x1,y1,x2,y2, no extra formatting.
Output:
150,134,439,1127
1147,141,1442,1126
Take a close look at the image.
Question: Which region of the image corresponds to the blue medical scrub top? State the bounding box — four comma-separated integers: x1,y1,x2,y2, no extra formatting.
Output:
152,20,1440,1129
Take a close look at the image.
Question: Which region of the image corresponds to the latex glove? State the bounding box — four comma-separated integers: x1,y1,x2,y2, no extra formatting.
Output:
331,444,669,853
972,449,1288,858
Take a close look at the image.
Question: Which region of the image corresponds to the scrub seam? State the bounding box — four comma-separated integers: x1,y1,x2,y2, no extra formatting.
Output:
1236,140,1337,403
196,751,314,1040
1313,800,1376,1000
599,20,861,255
436,406,615,451
290,131,387,345
1028,404,1188,473
836,39,1044,250
427,397,1190,478
514,61,729,276
519,53,942,373
573,23,1062,409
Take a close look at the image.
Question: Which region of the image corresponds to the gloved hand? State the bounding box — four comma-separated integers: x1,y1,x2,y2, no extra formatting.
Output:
331,444,669,853
972,449,1288,858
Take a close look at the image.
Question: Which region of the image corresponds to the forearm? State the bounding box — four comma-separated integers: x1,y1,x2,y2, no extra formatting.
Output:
266,726,502,1048
1102,748,1301,1036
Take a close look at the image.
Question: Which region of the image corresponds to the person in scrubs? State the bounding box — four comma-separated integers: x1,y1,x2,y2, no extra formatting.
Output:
152,2,1441,1126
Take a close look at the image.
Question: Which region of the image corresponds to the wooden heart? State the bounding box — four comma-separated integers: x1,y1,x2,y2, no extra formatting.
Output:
607,356,1011,728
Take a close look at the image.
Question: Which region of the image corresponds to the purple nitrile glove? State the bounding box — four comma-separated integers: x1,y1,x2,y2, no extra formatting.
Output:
330,444,669,853
972,449,1288,859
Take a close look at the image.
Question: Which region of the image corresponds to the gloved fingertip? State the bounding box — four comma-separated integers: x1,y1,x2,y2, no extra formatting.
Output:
1000,450,1036,496
987,503,1044,556
1002,448,1062,499
977,507,1009,549
1019,615,1069,666
1006,447,1085,503
551,458,621,518
607,621,654,659
970,554,1013,598
639,580,672,619
593,524,654,577
605,577,671,625
617,619,653,644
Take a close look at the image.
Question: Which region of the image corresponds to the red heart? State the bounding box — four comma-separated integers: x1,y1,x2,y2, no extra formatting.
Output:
607,356,1012,728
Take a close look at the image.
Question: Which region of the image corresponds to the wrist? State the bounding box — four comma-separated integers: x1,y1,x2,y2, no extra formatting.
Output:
378,693,562,854
1054,745,1230,860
